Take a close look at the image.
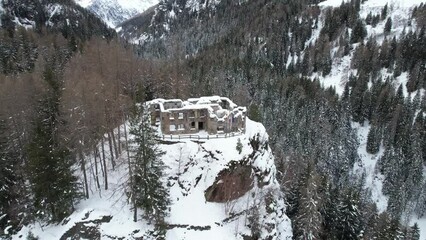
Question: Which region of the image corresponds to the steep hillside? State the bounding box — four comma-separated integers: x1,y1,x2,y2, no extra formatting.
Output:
12,118,292,240
118,0,224,42
315,0,423,94
0,0,114,39
0,0,115,76
74,0,159,28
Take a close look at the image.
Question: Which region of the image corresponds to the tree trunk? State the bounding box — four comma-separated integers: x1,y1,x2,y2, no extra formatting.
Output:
142,120,148,201
117,123,122,154
133,202,137,222
111,129,119,159
79,151,89,199
101,137,108,190
93,146,101,189
107,131,116,170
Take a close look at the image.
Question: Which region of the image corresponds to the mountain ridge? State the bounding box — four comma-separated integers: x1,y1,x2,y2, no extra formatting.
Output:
74,0,159,28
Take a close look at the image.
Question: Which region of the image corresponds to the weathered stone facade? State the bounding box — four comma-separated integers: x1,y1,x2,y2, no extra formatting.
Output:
147,96,246,135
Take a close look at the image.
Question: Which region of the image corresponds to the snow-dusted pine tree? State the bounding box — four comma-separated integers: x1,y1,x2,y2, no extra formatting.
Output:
0,117,16,232
129,104,169,229
295,165,323,240
366,124,380,154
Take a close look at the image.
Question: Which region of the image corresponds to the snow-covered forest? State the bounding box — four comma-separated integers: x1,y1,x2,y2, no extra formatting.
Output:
0,0,425,239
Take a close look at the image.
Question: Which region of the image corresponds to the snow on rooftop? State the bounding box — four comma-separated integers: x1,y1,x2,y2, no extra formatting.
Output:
164,99,183,103
147,96,245,112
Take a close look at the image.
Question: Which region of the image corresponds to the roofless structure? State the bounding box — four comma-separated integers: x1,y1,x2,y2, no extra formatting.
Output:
147,96,247,135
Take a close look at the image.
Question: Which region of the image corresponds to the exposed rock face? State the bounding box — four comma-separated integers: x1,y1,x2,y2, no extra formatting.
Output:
60,215,112,240
205,162,253,202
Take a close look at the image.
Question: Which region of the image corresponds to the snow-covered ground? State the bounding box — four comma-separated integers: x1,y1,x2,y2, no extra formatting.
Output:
352,122,388,212
13,118,292,239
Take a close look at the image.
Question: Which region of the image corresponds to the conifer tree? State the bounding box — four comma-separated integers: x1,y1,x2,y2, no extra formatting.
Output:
384,17,392,34
381,4,388,20
408,223,421,240
0,116,31,235
362,203,380,239
236,138,243,154
351,19,367,43
335,187,362,240
248,103,262,122
295,165,323,240
27,65,80,222
366,124,380,154
407,117,424,210
129,104,169,229
0,117,17,233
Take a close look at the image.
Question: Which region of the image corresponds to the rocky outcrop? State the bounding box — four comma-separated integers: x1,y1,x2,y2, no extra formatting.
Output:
60,215,112,240
205,161,253,202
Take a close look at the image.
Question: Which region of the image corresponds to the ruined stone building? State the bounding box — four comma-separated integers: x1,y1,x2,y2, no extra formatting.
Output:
147,96,247,135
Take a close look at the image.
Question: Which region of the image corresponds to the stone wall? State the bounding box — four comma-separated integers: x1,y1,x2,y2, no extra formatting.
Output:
148,97,246,135
161,108,212,135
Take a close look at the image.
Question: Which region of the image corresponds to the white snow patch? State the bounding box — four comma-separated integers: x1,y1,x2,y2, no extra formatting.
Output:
312,54,354,95
352,122,388,212
74,0,94,8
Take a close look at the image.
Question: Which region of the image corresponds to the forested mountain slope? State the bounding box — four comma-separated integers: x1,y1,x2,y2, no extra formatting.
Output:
120,0,426,238
1,0,114,38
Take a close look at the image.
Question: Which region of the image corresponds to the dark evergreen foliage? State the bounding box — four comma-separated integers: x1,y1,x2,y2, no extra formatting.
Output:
384,17,392,34
366,124,381,154
26,65,80,222
351,19,367,43
409,223,421,240
129,104,169,227
0,117,17,234
1,0,115,41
